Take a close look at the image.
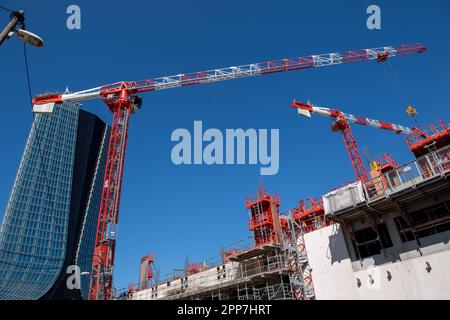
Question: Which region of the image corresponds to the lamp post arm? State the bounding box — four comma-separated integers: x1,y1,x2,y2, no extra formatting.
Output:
0,10,24,47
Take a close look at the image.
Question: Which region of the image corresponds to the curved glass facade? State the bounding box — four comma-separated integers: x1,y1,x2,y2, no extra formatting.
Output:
0,104,78,299
0,103,109,300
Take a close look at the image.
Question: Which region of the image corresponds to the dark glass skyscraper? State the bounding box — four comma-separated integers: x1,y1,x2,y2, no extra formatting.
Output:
0,103,110,300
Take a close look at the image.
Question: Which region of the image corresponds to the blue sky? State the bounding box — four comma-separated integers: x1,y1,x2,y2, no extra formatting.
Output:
1,0,449,290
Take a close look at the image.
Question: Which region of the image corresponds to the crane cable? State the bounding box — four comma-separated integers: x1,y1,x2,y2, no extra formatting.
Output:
0,5,13,13
0,6,33,107
0,17,66,273
381,60,421,128
23,41,33,108
381,60,411,106
383,60,421,126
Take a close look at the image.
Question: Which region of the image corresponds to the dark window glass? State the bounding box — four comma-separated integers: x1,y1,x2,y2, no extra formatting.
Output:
393,216,416,242
394,203,450,242
352,223,393,259
410,203,450,238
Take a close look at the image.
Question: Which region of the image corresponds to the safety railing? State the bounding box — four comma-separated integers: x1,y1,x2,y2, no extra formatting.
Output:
405,120,448,147
363,145,450,202
237,283,293,300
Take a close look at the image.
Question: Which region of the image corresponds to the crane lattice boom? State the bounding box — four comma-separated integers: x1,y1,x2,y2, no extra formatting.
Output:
32,43,426,107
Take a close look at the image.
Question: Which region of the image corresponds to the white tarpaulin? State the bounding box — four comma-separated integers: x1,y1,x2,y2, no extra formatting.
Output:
322,181,366,216
33,102,55,114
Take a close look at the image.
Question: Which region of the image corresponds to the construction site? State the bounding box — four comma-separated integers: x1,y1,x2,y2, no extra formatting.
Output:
1,20,449,300
27,42,450,300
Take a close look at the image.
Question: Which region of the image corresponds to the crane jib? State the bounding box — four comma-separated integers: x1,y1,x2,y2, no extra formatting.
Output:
31,43,426,108
292,101,413,135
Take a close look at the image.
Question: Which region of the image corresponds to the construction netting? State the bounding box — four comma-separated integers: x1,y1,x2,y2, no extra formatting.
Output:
322,181,365,216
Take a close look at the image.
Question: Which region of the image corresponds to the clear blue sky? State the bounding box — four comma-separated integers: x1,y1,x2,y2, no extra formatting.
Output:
1,0,449,290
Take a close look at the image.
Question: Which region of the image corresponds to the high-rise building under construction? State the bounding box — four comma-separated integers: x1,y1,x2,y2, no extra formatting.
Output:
0,103,110,300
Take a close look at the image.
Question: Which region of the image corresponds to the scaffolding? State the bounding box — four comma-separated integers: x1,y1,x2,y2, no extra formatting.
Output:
290,198,331,233
281,215,315,300
129,226,316,300
127,189,316,301
237,282,293,300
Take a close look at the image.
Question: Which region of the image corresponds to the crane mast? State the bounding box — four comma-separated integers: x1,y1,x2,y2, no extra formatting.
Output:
335,115,369,182
88,92,140,300
291,101,413,182
30,43,425,300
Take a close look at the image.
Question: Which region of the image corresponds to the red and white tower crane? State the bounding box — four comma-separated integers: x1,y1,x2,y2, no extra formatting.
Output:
291,100,413,181
31,43,426,300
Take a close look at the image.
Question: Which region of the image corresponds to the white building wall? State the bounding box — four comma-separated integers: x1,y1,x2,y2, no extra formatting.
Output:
305,224,450,300
304,225,359,299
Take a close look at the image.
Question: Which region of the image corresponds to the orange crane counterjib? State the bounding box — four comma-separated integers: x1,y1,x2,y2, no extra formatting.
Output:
32,43,426,107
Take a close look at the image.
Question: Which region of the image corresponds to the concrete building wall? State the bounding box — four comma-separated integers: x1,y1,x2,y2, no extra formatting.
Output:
304,225,359,299
305,224,450,300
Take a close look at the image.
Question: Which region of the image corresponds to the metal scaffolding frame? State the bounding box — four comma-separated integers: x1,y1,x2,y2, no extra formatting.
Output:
129,241,310,300
281,216,315,300
128,189,318,301
237,280,293,300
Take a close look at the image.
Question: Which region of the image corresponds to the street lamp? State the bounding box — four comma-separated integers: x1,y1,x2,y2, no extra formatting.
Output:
0,9,44,48
81,270,108,301
16,28,44,47
81,253,110,301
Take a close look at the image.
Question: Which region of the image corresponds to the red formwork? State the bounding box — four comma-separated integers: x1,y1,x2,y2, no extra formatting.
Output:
140,253,155,289
290,198,332,234
186,262,203,275
245,188,283,247
374,153,399,174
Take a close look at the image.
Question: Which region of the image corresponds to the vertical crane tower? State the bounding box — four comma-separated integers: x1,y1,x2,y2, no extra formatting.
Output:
31,43,426,300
